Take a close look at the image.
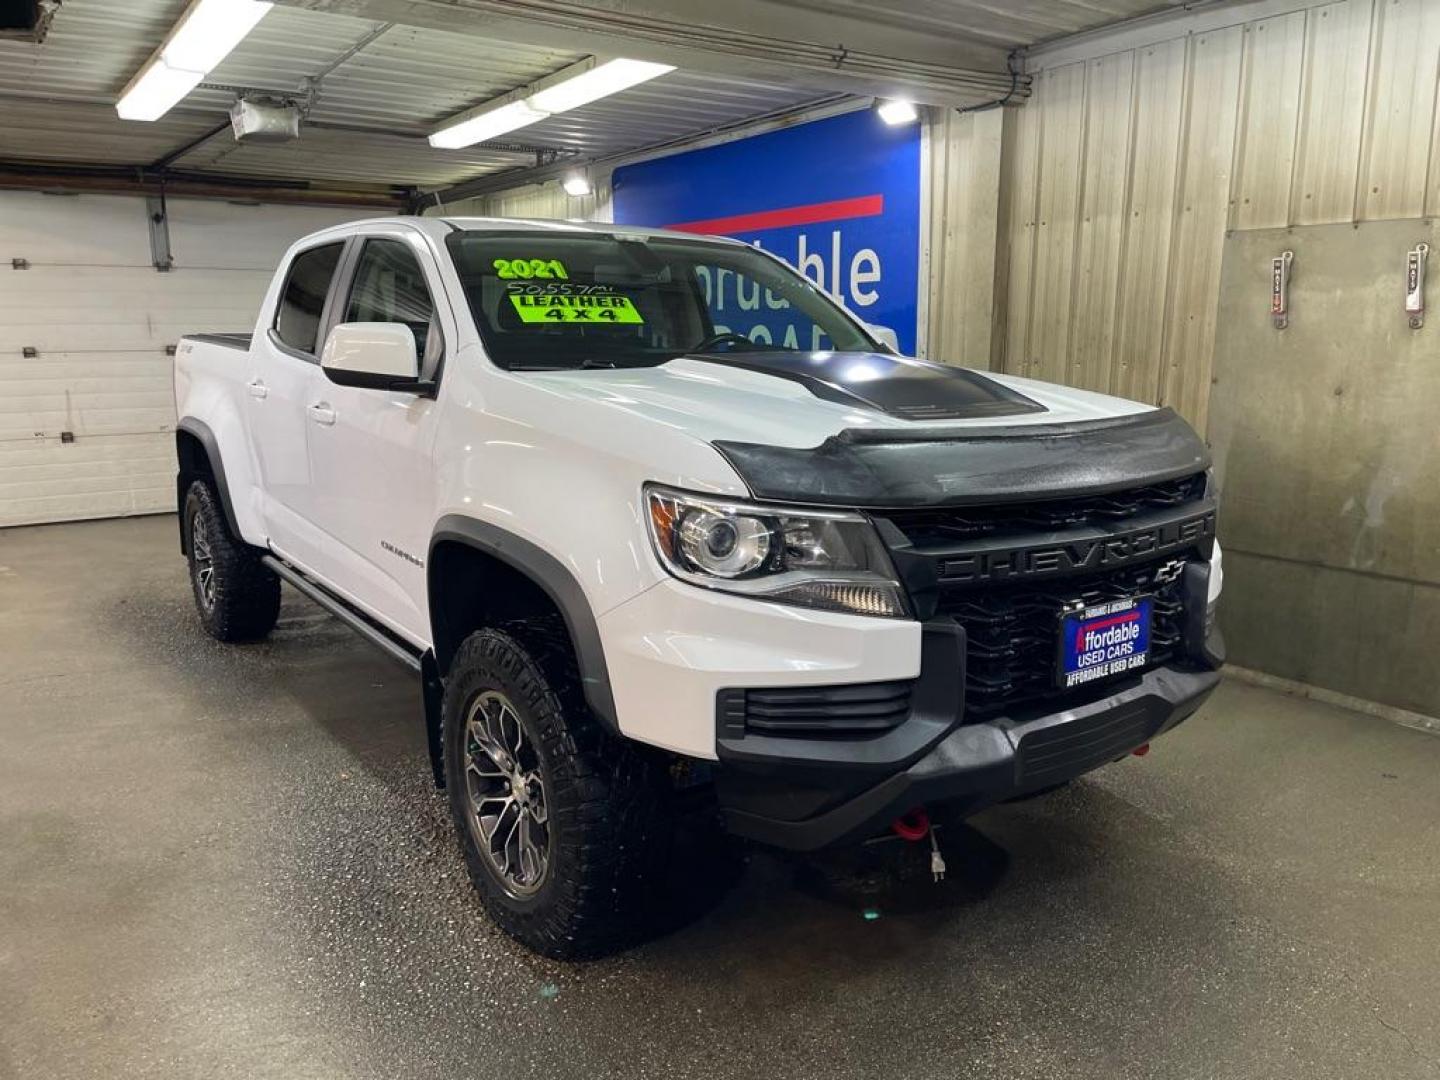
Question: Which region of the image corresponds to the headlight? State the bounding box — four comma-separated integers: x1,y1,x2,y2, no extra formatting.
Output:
645,486,909,618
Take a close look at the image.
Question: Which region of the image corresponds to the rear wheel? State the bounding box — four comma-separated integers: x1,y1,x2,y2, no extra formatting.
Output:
442,626,672,959
183,480,280,642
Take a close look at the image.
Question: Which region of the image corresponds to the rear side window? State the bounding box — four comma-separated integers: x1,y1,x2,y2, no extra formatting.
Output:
274,242,344,354
344,239,437,363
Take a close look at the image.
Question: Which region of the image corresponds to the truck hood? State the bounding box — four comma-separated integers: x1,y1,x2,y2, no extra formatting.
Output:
528,351,1153,449
527,352,1209,508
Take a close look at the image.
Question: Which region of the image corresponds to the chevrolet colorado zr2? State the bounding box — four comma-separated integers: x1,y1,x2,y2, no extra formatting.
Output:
173,216,1223,957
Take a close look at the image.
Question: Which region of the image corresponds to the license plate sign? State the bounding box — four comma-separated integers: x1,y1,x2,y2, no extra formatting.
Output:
1058,596,1152,689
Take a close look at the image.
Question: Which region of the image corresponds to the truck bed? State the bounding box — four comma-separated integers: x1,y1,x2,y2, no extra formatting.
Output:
185,332,253,351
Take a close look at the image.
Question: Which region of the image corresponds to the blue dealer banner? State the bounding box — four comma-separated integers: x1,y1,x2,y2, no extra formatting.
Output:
611,109,921,353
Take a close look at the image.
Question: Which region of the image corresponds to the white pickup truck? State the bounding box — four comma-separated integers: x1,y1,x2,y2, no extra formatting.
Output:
174,216,1224,957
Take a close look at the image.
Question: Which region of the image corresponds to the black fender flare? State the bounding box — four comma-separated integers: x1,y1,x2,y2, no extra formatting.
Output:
175,417,243,546
428,515,619,735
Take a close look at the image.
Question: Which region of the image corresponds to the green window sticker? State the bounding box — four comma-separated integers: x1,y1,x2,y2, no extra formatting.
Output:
493,257,569,280
509,293,644,324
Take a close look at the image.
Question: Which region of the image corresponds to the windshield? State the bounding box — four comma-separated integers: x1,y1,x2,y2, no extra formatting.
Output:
445,230,877,371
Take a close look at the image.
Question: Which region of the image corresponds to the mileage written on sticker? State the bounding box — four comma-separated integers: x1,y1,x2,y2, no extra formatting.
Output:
507,290,645,324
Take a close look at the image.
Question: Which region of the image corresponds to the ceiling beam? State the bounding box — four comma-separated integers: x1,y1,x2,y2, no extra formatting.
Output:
0,161,407,208
272,0,1026,107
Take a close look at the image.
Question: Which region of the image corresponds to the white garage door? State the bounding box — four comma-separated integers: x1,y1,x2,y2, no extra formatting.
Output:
0,191,377,527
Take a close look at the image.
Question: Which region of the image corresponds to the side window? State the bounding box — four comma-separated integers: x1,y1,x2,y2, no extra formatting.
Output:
344,238,438,366
274,242,344,354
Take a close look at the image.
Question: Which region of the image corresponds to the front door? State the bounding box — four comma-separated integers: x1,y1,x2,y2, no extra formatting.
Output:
303,231,446,645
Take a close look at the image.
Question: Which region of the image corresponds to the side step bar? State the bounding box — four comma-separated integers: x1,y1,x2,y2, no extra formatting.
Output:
261,555,422,673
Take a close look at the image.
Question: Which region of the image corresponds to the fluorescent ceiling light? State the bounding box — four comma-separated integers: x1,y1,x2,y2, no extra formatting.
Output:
562,172,593,197
429,99,549,150
115,63,206,122
116,0,272,122
429,57,676,150
529,59,675,114
876,99,919,126
164,0,273,72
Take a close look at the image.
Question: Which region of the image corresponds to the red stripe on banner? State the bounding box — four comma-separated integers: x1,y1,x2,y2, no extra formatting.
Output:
664,194,885,235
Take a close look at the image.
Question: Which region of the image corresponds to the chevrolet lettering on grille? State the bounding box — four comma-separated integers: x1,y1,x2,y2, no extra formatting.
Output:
936,509,1216,585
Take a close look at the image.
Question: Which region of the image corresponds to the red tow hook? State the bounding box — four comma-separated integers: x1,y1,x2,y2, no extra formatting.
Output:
891,808,947,881
1132,743,1151,757
891,808,930,842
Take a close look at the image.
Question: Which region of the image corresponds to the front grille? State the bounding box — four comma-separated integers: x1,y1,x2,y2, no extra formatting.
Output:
938,560,1186,718
870,472,1210,720
717,681,913,737
879,472,1207,548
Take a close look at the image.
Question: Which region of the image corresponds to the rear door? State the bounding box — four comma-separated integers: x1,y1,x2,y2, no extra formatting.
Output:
248,239,345,571
302,228,448,644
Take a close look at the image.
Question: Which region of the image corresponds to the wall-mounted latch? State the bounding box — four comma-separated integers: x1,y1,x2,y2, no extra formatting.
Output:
22,346,38,358
1271,250,1293,330
146,195,174,272
11,258,29,270
1405,243,1427,329
60,432,75,444
165,344,178,356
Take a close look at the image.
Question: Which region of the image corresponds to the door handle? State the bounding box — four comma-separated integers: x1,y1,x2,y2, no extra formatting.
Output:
247,379,268,399
308,403,337,426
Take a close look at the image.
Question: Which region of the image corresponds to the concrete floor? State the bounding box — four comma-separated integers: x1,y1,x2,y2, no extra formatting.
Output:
2,515,1438,1080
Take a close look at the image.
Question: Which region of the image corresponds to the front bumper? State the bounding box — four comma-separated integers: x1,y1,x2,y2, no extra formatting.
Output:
717,657,1220,851
709,546,1224,851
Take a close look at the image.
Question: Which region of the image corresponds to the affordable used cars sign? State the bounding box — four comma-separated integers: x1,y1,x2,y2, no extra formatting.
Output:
612,109,921,353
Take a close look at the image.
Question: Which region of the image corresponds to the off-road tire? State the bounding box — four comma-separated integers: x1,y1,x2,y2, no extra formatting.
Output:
183,480,280,642
443,625,672,959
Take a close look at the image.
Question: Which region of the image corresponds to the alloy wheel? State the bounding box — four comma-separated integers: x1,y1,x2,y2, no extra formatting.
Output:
462,689,551,897
191,512,216,610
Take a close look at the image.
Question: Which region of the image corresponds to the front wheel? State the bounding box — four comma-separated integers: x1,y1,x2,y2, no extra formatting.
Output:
183,480,280,642
442,627,671,959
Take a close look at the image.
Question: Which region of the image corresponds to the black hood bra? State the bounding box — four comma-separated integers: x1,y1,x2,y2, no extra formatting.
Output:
712,408,1212,510
678,350,1210,509
680,350,1046,422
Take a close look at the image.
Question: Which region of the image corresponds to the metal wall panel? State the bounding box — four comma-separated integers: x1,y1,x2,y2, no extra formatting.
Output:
434,177,615,223
1001,91,1043,376
1004,0,1440,429
1358,0,1440,220
1026,62,1087,387
1067,51,1134,396
1292,0,1372,225
1231,12,1307,231
1157,27,1244,431
1110,37,1185,408
1209,219,1440,716
922,107,1005,368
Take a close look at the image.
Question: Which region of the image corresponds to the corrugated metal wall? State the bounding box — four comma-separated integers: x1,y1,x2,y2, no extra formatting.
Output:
922,107,1006,367
431,177,615,223
1001,0,1440,432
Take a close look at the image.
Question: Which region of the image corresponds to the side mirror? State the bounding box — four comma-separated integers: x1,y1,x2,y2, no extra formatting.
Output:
320,322,423,390
867,324,900,353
